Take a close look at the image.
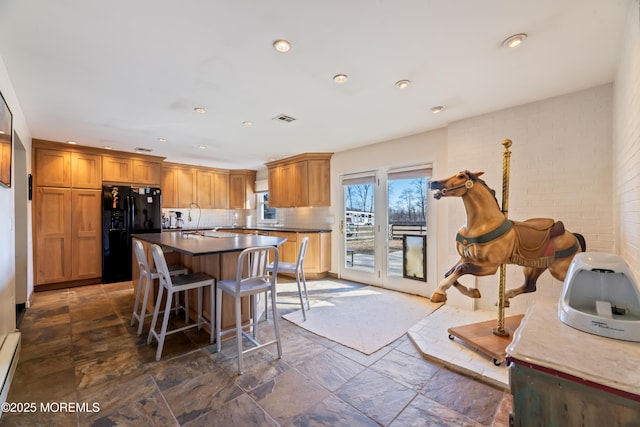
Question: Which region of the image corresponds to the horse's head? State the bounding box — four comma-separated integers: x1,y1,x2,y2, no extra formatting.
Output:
429,170,484,199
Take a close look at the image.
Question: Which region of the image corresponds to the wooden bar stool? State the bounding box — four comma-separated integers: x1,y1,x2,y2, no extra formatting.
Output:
131,240,189,336
216,246,282,374
147,244,215,361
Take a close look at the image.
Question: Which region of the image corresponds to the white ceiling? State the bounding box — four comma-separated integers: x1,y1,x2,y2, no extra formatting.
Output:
0,0,631,170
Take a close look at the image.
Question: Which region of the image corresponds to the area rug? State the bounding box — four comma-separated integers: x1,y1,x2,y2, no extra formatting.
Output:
282,281,443,355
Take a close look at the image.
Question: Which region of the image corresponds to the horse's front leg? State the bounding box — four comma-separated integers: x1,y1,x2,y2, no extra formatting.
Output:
431,261,500,303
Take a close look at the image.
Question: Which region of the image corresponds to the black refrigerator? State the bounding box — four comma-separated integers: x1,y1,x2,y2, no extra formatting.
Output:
102,185,162,283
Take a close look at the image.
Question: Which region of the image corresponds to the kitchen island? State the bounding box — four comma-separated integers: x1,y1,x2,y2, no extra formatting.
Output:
204,226,332,278
132,231,287,335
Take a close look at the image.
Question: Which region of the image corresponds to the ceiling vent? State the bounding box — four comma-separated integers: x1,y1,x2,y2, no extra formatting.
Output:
273,114,296,123
134,147,153,153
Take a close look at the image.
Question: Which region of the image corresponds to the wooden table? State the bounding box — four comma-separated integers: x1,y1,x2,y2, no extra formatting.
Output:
132,231,287,334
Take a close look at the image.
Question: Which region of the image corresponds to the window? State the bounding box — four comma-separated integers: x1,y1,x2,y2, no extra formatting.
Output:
258,192,277,222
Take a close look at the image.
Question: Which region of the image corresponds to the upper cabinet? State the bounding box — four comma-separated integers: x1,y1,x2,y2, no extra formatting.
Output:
162,164,239,209
103,155,162,186
177,168,197,208
133,159,162,186
161,166,178,207
265,153,332,208
71,152,102,189
35,146,102,189
213,171,229,209
35,148,71,187
102,155,132,183
229,170,256,209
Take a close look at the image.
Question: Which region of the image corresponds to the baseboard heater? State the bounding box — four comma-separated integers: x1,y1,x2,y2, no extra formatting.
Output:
0,332,21,417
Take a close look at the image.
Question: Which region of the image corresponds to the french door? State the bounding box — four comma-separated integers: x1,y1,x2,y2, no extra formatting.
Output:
340,165,432,295
341,173,380,286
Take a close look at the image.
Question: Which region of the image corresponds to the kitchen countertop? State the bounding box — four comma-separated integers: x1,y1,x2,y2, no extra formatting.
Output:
133,232,287,256
162,226,332,233
506,300,640,397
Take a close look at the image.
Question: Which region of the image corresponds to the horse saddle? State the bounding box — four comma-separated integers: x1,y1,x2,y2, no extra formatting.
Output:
512,218,565,260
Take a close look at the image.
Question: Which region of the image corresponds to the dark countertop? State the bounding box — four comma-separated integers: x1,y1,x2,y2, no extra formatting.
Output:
162,226,332,233
133,232,287,256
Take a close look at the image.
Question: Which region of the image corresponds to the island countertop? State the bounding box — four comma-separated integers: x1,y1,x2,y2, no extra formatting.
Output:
162,226,332,233
133,232,287,256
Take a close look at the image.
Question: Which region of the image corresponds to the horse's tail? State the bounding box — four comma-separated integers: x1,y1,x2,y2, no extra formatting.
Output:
575,233,586,252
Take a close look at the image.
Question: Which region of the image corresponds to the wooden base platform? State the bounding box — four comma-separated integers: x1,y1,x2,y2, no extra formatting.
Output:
447,314,524,366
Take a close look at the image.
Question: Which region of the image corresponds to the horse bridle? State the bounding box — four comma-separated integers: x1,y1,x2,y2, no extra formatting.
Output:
439,171,476,197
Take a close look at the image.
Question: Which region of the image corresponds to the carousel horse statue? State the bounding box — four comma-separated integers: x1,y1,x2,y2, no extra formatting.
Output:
429,170,586,306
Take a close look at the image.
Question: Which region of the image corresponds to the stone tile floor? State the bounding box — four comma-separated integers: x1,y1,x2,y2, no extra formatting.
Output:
1,279,512,426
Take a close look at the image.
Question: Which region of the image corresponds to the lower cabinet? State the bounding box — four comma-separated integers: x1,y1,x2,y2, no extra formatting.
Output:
71,189,102,280
216,229,332,277
268,231,298,263
268,231,331,278
34,187,102,286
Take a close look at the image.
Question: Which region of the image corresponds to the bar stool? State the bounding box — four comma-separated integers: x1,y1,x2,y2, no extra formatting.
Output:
147,244,215,361
216,246,282,374
131,240,189,336
266,236,310,321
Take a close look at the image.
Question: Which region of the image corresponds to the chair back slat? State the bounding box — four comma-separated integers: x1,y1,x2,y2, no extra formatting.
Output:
133,240,150,274
235,246,279,293
296,237,309,269
151,244,173,288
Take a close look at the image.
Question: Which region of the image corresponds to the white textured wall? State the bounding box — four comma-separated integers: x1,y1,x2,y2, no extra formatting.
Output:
614,2,640,282
0,55,33,341
446,85,615,312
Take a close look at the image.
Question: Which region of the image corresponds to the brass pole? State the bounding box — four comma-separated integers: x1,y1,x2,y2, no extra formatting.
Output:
493,139,512,337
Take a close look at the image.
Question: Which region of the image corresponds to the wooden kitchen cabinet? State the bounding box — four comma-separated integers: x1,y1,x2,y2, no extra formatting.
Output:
213,171,229,209
196,170,214,208
71,189,102,280
35,148,71,187
102,155,133,183
36,149,102,189
266,230,331,278
161,166,178,208
71,152,102,189
299,232,331,274
268,231,297,263
132,159,161,186
292,161,308,206
267,167,281,207
229,170,256,209
34,187,72,285
265,153,332,208
177,168,197,208
34,187,103,286
164,165,236,209
308,158,331,206
32,139,165,288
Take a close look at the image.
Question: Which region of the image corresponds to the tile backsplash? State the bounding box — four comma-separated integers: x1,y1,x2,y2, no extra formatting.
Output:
162,206,333,230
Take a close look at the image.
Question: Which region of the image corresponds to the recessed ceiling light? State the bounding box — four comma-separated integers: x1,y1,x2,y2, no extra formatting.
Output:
242,121,253,126
273,39,291,53
502,33,527,48
0,130,5,135
157,137,167,142
67,140,77,145
198,145,206,150
333,74,349,83
104,146,113,150
194,107,207,113
431,106,444,114
395,80,411,89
